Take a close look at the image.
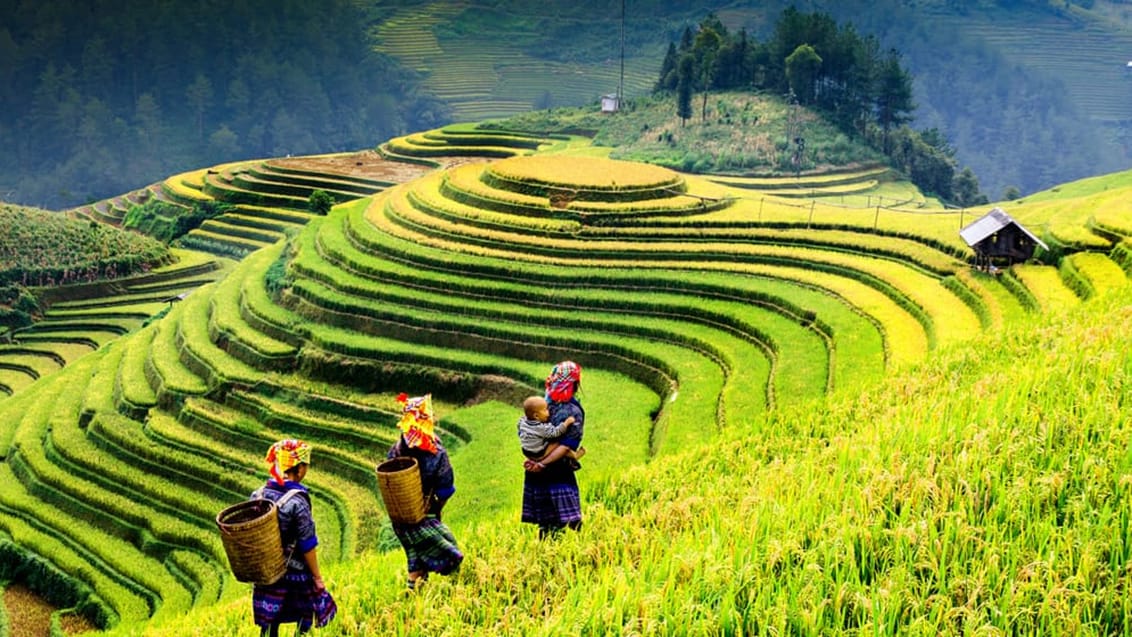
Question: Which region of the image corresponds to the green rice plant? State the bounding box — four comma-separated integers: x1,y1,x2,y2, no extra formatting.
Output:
231,204,315,226
288,273,754,455
410,172,582,232
84,338,125,417
358,191,931,367
0,384,39,459
116,325,159,417
174,282,263,387
321,197,885,390
146,302,209,403
237,244,306,347
1111,239,1132,275
213,212,300,235
206,253,297,370
0,464,144,629
1090,191,1132,241
176,227,271,255
162,399,366,558
197,219,282,245
382,180,969,345
223,390,398,456
296,235,829,411
3,367,209,624
82,411,248,512
584,224,964,276
1061,252,1127,300
1010,264,1082,314
164,549,227,607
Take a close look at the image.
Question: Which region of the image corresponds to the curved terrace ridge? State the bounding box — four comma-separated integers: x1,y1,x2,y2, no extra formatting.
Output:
482,155,688,202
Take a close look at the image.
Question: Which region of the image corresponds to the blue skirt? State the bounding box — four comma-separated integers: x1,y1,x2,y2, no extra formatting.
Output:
252,570,335,631
521,463,582,527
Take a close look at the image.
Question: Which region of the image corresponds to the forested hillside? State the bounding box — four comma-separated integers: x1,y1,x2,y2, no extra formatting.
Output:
3,0,1130,209
0,0,447,210
366,0,1131,199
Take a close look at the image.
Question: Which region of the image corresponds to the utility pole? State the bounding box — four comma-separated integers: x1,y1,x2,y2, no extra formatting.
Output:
619,0,625,106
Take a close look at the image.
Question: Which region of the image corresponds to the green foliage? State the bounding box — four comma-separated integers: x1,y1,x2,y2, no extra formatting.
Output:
487,93,886,177
0,205,169,287
264,245,292,297
0,284,40,330
953,166,990,208
124,199,233,243
307,189,334,216
0,0,450,210
133,285,1132,636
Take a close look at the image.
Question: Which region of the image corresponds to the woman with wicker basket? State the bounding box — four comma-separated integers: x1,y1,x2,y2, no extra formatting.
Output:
384,393,464,590
251,439,336,636
521,361,585,539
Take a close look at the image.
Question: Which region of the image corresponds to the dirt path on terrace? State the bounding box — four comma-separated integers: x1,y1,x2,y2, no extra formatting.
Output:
3,583,95,636
268,149,486,184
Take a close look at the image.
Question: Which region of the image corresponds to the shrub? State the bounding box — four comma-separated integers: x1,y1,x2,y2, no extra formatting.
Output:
125,199,233,243
308,189,334,215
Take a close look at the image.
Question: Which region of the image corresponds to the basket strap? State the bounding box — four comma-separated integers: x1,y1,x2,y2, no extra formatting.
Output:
274,489,312,569
275,488,310,509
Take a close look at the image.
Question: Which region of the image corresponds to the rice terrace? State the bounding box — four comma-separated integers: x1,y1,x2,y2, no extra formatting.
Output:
2,19,1132,637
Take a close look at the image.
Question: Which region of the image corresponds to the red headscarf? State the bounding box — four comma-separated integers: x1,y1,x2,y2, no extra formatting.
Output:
545,361,581,403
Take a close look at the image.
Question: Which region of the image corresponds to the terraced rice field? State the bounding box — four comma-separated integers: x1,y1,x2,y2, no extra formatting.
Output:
371,2,660,121
3,128,1130,634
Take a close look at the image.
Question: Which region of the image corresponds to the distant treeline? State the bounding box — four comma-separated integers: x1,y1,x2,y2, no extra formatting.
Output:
761,0,1124,200
654,8,987,206
0,0,449,210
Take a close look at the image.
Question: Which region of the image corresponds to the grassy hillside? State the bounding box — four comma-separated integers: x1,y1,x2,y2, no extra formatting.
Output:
480,92,890,179
366,0,1132,199
1,130,1130,635
134,280,1132,636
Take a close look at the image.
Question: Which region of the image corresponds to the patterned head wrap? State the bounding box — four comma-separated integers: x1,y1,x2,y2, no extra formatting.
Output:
265,439,312,485
397,393,438,453
545,361,581,403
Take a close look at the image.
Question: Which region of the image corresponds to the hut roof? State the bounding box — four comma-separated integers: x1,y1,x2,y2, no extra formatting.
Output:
959,207,1048,250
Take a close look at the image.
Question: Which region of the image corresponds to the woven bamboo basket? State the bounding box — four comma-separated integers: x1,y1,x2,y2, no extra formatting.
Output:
216,499,286,585
376,456,427,524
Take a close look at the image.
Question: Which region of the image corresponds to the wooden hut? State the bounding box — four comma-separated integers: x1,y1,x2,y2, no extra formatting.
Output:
959,207,1048,271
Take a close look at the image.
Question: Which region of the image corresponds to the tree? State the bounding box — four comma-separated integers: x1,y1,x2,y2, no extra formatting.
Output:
874,49,915,154
655,42,679,91
208,124,240,157
185,73,213,141
308,189,334,215
134,93,162,151
676,54,694,126
678,26,694,53
785,44,822,104
953,167,988,207
692,25,723,121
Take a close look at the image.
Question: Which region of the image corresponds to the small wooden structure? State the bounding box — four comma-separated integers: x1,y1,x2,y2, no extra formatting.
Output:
959,207,1048,271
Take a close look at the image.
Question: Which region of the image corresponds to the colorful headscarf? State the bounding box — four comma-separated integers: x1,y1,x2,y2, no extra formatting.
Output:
545,361,581,403
397,393,438,453
265,439,312,485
